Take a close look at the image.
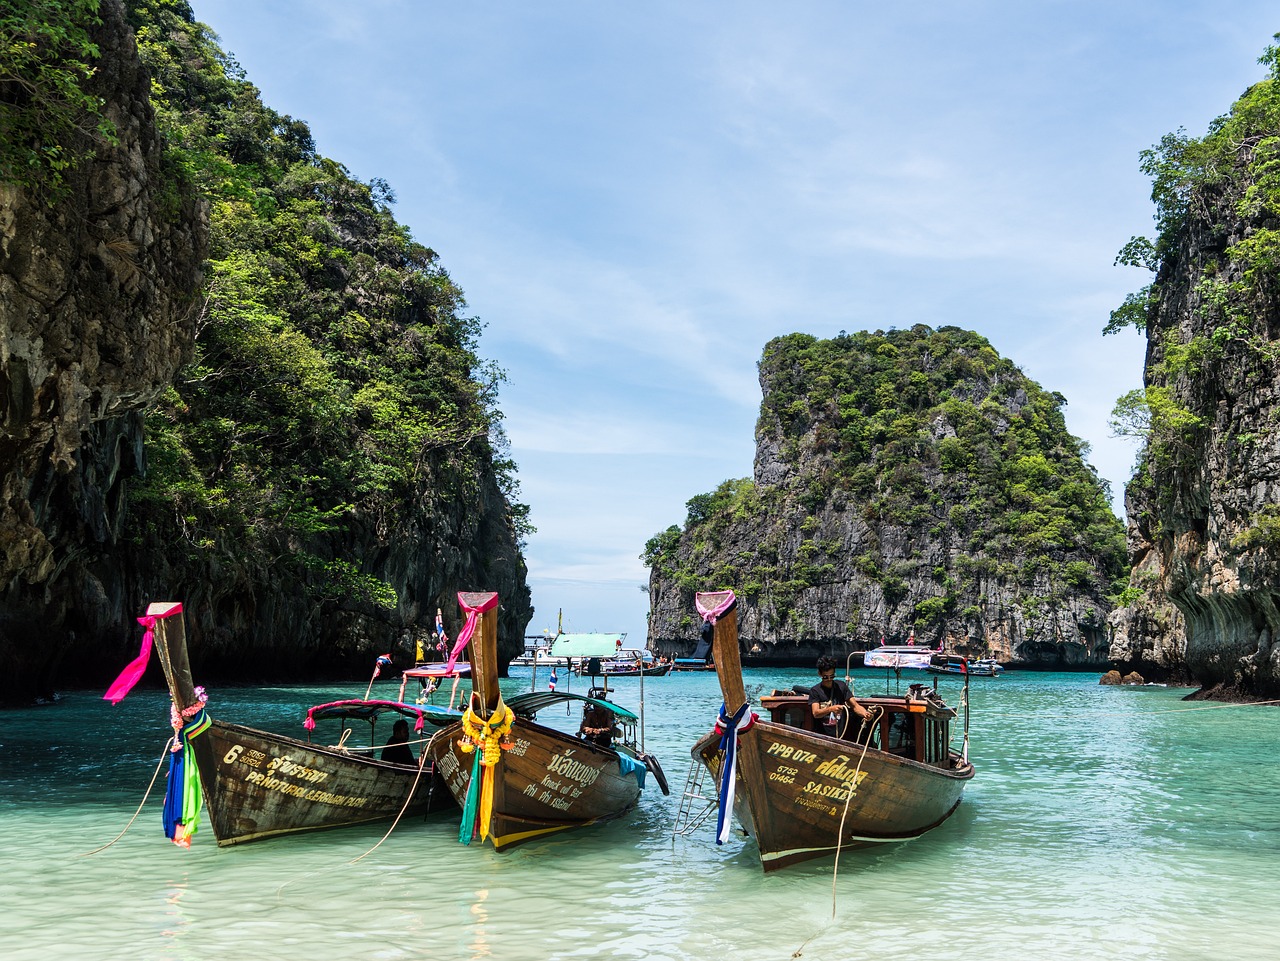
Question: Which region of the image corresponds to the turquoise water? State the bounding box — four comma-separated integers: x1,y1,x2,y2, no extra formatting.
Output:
2,668,1277,960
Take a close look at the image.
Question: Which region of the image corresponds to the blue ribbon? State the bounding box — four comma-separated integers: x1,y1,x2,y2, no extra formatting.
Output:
714,702,754,845
162,708,211,843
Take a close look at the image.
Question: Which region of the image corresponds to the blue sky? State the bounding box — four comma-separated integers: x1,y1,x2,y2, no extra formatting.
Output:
191,1,1278,644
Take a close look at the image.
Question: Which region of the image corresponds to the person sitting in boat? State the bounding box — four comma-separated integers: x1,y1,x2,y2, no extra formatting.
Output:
809,656,873,738
579,702,619,748
381,719,416,765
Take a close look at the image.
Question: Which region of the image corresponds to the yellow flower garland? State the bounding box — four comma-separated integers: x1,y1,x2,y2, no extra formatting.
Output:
458,697,515,839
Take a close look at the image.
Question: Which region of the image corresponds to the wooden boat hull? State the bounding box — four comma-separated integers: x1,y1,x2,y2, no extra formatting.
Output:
190,719,454,846
692,720,973,870
134,601,456,847
429,719,643,850
689,589,974,872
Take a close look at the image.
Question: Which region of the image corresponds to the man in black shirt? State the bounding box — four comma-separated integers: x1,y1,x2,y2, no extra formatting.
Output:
808,655,873,738
381,719,416,765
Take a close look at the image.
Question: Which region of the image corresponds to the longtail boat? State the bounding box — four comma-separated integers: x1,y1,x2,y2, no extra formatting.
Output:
427,591,668,850
926,654,1004,677
687,590,974,871
105,602,459,847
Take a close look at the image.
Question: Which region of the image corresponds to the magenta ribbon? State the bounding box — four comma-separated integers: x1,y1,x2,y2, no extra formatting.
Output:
103,603,185,704
443,592,500,673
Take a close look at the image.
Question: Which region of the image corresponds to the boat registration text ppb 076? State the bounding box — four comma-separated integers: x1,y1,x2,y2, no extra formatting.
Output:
765,741,817,764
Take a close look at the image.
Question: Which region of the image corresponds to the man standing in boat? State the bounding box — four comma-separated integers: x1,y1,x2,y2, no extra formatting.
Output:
809,655,873,738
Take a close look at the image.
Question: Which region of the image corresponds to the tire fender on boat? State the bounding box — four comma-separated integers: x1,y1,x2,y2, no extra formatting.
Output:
642,753,670,796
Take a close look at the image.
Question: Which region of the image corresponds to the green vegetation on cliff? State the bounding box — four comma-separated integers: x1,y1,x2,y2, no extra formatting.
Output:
123,0,530,611
646,326,1126,646
1109,36,1280,505
0,0,118,200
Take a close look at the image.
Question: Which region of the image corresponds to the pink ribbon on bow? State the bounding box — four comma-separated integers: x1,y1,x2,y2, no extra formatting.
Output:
103,603,185,704
443,592,500,673
695,590,736,625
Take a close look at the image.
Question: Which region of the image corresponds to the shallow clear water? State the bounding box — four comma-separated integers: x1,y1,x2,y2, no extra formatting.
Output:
2,668,1277,960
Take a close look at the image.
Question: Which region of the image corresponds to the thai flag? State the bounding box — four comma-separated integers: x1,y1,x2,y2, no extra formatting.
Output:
548,669,558,692
373,654,393,677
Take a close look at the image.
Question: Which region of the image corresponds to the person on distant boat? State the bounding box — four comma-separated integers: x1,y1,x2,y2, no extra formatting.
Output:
381,719,416,765
809,655,873,738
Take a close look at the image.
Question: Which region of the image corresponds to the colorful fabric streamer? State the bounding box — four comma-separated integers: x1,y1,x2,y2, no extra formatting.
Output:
163,706,211,847
713,701,757,845
103,603,184,704
694,590,736,625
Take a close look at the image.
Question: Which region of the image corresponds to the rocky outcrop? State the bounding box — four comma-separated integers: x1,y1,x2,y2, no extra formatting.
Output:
1099,670,1146,686
1109,58,1280,700
647,327,1127,667
0,0,206,700
1105,484,1191,684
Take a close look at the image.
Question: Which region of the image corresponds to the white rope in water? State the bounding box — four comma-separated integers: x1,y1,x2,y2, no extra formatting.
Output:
349,728,447,864
788,709,883,959
80,736,175,857
830,708,881,917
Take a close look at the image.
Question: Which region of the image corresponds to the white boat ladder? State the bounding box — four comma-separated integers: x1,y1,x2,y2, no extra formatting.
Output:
670,756,718,838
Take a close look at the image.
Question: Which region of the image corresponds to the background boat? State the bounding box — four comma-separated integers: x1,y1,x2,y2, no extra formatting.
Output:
927,655,1004,677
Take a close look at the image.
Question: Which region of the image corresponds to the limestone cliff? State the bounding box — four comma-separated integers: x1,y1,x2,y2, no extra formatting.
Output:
0,0,206,699
1108,43,1280,699
646,326,1127,667
0,0,531,701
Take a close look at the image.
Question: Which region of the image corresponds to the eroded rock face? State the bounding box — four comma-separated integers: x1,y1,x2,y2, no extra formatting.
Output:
0,0,207,700
1106,484,1191,684
1112,102,1280,699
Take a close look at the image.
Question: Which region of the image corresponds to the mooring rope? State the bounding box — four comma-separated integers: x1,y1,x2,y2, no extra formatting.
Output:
272,729,451,901
830,707,882,916
786,708,883,958
80,736,175,857
348,728,446,864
